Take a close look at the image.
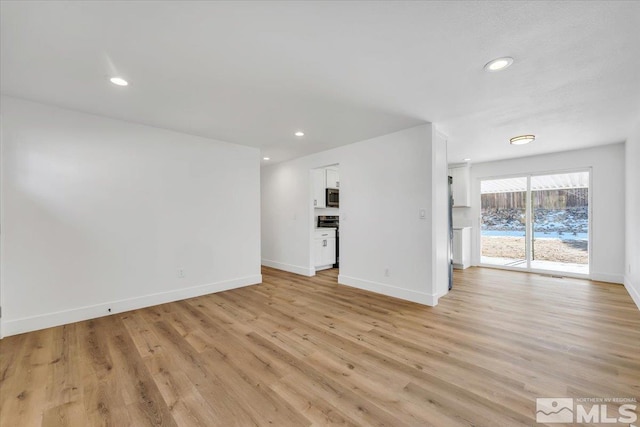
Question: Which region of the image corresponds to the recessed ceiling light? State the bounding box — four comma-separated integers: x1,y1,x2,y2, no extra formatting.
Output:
263,157,270,161
110,77,128,86
510,134,535,145
463,158,471,162
294,131,305,137
484,57,514,72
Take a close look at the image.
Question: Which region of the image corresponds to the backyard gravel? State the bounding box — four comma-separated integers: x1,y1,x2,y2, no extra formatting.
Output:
481,236,588,264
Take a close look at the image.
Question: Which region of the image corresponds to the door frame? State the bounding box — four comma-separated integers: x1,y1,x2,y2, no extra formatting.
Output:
477,167,592,279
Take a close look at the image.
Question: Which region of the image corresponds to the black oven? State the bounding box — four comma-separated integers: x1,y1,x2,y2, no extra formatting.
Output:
326,188,339,208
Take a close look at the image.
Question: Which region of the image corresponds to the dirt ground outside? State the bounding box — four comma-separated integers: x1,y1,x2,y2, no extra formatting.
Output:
481,236,588,264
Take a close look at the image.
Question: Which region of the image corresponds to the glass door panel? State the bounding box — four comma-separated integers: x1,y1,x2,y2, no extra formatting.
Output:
530,171,589,274
480,177,528,268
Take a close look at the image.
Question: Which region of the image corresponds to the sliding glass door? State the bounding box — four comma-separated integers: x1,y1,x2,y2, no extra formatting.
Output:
480,177,528,268
481,170,590,275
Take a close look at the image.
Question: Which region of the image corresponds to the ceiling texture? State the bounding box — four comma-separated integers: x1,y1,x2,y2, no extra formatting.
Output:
2,1,639,164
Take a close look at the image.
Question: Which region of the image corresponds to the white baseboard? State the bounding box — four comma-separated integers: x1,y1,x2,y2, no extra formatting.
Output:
591,272,624,284
624,275,640,310
436,288,450,301
261,259,314,276
338,275,438,306
1,274,262,338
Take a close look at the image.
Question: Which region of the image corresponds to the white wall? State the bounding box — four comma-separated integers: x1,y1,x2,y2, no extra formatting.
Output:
0,96,262,337
625,119,640,308
468,143,626,284
261,124,450,305
432,131,450,298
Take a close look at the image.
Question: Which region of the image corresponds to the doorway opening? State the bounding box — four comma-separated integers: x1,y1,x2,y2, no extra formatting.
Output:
312,164,340,278
480,170,590,276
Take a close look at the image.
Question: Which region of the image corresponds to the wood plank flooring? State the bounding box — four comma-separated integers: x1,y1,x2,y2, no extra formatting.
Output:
1,267,639,426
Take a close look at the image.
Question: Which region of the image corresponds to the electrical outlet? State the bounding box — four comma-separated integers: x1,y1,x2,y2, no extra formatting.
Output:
178,268,185,278
384,268,390,277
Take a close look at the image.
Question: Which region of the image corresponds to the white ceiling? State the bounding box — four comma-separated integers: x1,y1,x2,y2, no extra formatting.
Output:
2,1,639,165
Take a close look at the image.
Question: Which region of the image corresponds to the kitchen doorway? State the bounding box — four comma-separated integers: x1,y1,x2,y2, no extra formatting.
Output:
312,164,340,276
480,170,590,276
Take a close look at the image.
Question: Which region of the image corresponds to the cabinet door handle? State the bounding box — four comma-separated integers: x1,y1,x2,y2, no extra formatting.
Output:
314,199,317,206
323,239,327,247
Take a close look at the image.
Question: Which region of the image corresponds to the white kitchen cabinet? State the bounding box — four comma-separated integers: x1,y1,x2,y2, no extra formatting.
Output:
325,167,340,189
314,229,336,269
449,165,471,207
312,169,326,208
453,227,471,269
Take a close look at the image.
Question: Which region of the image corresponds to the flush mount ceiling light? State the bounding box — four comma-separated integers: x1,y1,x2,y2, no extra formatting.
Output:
463,158,471,162
294,131,305,137
263,157,270,161
109,77,128,86
509,134,535,145
484,57,514,72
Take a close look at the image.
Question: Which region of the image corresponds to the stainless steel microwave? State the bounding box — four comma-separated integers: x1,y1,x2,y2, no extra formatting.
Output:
326,188,339,208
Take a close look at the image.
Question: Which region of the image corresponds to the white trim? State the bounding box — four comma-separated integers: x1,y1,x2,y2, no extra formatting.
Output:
1,274,261,338
590,272,624,284
477,263,623,284
261,259,314,276
477,263,585,277
453,264,470,270
435,288,449,301
338,274,438,306
624,275,640,310
526,175,532,270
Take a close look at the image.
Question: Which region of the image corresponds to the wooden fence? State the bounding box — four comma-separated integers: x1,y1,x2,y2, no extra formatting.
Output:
481,188,589,210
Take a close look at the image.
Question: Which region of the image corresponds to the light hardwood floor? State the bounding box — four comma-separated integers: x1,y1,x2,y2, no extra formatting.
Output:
1,267,639,426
